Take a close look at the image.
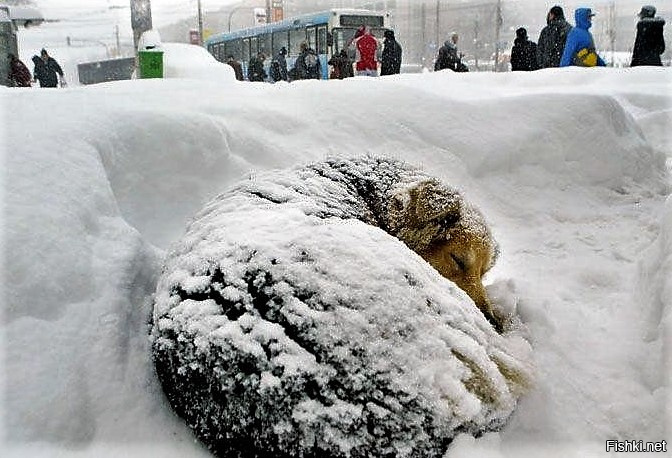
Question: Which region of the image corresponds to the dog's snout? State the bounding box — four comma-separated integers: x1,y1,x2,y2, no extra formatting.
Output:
458,281,503,333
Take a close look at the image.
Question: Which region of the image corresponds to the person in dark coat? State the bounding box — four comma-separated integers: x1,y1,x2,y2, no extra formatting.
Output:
380,29,402,76
272,46,289,81
294,42,321,80
434,33,460,71
510,27,539,71
247,52,267,82
327,49,354,79
631,5,666,66
537,6,572,68
32,49,64,87
226,55,244,81
8,54,32,87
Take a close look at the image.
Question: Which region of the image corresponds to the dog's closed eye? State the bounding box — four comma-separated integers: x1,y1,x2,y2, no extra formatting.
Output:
432,213,459,230
450,253,466,271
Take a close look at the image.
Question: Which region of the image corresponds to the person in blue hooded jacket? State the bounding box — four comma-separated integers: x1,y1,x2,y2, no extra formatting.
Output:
560,8,606,67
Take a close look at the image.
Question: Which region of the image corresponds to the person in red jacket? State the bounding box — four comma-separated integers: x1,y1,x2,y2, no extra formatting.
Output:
7,54,32,87
352,26,378,76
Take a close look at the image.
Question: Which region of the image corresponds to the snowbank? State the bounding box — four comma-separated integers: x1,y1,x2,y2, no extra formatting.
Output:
162,42,236,81
1,65,670,457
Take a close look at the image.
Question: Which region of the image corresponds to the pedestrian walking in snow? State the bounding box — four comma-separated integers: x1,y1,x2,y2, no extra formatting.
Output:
560,8,606,67
272,46,289,81
226,55,243,81
248,52,267,82
32,49,65,88
8,54,32,87
435,33,467,72
380,30,402,76
631,5,666,66
328,49,353,79
294,42,321,80
352,26,378,76
537,6,572,68
510,27,539,71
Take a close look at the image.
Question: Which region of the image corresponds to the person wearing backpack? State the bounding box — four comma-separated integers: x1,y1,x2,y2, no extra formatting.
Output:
631,5,666,67
560,8,606,67
537,6,572,68
248,52,267,82
32,49,65,87
295,42,321,80
434,33,461,72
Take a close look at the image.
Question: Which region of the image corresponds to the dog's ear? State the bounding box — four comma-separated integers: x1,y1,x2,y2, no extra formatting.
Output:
389,180,462,253
410,180,461,228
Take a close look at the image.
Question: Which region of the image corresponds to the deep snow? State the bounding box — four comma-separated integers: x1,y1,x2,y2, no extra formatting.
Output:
1,40,671,457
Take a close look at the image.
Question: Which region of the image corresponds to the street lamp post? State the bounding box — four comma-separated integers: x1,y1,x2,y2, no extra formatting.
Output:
493,0,502,71
197,0,203,46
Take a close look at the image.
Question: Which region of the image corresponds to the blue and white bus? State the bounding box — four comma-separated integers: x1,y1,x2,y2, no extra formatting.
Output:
205,9,390,80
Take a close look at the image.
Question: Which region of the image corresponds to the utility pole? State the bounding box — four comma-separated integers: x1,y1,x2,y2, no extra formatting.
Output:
115,24,121,57
197,0,204,46
421,2,426,67
435,0,440,55
493,0,502,71
608,1,616,66
266,0,271,23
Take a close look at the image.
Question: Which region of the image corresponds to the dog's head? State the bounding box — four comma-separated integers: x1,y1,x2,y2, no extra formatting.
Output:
388,180,502,330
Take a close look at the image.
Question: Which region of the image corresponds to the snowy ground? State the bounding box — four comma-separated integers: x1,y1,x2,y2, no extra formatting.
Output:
1,41,671,457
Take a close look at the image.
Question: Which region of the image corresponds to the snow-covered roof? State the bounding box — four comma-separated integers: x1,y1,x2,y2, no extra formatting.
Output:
0,4,44,26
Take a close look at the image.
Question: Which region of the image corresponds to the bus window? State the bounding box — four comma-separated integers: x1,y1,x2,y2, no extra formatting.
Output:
259,33,272,58
242,38,251,62
333,28,358,56
272,30,289,57
250,36,258,57
306,26,316,51
228,39,243,61
317,25,327,54
339,14,384,28
289,28,305,54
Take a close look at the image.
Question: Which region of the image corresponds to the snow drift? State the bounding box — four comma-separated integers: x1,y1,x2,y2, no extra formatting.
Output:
2,43,669,456
151,157,533,457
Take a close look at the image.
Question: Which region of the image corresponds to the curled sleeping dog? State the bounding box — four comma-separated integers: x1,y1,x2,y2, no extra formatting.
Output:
151,156,529,457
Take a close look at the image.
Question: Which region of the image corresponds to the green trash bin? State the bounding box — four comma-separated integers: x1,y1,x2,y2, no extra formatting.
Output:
138,50,164,78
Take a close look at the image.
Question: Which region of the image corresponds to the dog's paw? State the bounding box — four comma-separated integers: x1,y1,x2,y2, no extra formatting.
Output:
486,278,523,333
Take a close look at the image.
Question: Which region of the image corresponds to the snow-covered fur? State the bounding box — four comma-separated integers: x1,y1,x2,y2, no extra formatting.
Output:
151,157,533,457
